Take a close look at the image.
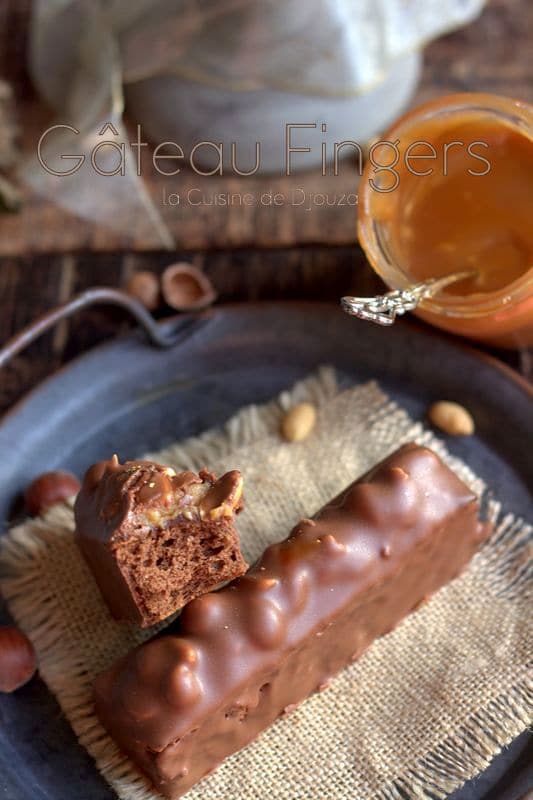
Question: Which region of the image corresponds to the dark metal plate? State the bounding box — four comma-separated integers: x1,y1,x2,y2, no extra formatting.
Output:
0,303,531,800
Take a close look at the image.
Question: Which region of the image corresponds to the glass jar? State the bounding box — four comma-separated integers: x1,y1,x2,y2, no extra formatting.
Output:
357,93,533,348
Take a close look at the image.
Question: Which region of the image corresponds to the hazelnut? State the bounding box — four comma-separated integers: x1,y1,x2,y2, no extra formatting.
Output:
428,401,475,436
0,626,37,693
281,402,317,442
124,271,160,311
161,263,216,311
25,470,81,516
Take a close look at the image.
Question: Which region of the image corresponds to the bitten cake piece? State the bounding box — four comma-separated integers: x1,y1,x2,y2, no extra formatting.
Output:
94,444,490,798
75,457,246,627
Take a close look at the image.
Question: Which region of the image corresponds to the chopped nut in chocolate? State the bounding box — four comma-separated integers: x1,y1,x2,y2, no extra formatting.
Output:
75,458,247,627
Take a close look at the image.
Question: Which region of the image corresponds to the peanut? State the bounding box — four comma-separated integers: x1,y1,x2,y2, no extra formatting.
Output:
281,402,317,442
428,401,475,436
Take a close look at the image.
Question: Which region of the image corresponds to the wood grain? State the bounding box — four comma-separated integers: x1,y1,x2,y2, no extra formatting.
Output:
0,0,528,411
0,247,527,416
0,0,531,254
0,247,385,413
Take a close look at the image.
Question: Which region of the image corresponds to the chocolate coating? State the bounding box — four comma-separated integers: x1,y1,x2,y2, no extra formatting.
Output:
75,458,246,627
94,444,489,796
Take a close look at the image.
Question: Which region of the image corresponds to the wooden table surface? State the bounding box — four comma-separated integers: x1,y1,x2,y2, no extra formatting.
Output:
0,0,531,254
0,0,530,412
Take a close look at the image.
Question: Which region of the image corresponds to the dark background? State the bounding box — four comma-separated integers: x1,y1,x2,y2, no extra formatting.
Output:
0,0,531,413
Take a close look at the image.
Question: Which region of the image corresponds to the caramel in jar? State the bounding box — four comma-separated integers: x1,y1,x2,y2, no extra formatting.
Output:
358,94,533,348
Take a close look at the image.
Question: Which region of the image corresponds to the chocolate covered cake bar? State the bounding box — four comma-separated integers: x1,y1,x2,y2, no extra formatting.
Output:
75,457,247,627
94,444,489,796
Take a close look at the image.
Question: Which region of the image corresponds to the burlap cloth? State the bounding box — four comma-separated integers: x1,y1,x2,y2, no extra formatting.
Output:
0,368,531,800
